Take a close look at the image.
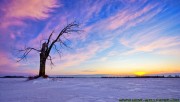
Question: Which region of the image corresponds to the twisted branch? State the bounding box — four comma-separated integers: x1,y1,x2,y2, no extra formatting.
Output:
17,47,40,62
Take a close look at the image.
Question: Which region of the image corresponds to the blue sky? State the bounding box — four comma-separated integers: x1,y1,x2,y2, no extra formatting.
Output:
0,0,180,76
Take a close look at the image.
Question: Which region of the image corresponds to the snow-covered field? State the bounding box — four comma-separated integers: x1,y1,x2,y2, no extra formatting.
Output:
0,78,180,102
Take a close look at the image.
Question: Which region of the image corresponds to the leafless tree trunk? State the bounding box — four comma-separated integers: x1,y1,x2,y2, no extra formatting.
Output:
39,42,48,76
17,21,81,77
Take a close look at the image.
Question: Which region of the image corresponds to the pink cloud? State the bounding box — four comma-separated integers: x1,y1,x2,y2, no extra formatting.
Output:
0,0,61,52
155,48,180,56
106,3,159,30
0,51,19,73
0,19,25,29
120,29,180,55
3,0,60,20
0,0,60,29
124,8,162,30
83,1,162,40
135,37,180,52
0,52,11,66
82,0,105,22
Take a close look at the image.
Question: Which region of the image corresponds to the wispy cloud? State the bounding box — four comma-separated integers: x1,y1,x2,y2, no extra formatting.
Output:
0,0,60,28
3,0,59,19
155,48,180,56
0,51,19,73
83,1,163,40
51,40,112,68
120,25,180,55
106,3,159,30
81,69,96,73
0,0,61,53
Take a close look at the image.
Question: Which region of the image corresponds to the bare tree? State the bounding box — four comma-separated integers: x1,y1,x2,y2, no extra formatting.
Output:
18,21,81,77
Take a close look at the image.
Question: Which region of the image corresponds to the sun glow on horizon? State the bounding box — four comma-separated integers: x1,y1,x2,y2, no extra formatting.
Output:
134,71,146,76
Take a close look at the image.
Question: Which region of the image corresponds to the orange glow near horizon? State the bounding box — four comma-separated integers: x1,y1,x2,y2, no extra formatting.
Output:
134,72,146,76
46,65,180,76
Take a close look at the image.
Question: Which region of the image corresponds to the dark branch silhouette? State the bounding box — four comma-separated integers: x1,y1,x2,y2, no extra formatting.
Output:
17,47,40,62
18,21,82,77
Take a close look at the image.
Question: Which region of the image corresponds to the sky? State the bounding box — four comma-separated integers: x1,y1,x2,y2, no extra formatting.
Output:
0,0,180,76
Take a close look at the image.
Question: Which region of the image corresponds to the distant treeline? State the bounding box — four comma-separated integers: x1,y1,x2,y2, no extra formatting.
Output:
101,75,180,78
0,76,25,78
0,75,179,78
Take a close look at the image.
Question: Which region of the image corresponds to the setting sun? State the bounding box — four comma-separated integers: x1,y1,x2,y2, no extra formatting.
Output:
134,72,146,76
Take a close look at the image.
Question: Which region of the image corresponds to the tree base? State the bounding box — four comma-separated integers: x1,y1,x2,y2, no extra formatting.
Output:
27,75,48,80
41,75,48,78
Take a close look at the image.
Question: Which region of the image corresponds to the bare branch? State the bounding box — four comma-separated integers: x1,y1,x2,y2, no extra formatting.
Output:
17,47,40,62
53,44,61,57
47,55,54,68
19,47,40,52
63,35,71,42
58,39,72,49
47,30,54,46
47,21,81,56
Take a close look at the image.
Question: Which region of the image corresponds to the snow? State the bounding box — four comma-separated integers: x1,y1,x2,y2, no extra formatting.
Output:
0,78,180,102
